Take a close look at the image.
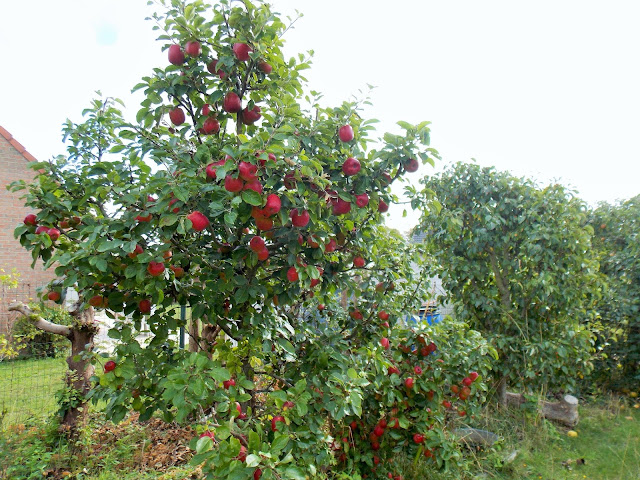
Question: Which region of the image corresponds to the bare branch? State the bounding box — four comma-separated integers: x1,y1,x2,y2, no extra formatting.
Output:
8,302,72,338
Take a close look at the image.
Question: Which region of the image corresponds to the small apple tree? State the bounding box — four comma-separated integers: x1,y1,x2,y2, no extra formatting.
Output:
10,1,494,477
412,162,600,403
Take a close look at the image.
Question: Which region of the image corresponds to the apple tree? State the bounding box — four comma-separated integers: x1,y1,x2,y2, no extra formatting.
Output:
9,1,494,477
588,195,640,391
412,162,600,403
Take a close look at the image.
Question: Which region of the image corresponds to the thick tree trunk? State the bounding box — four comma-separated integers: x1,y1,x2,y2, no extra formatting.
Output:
8,301,98,432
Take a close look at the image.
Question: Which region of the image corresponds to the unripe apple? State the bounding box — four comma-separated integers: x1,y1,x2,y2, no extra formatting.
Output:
405,377,415,389
225,175,244,192
232,43,253,61
138,299,152,314
290,209,310,227
287,267,299,282
223,92,242,113
355,193,369,207
169,107,186,126
167,44,185,65
378,200,389,213
23,214,37,226
263,194,281,216
353,256,366,268
147,261,165,277
184,40,201,57
258,60,272,74
202,117,220,134
404,158,419,172
187,211,210,231
104,360,116,373
342,157,361,176
47,291,61,302
338,125,354,142
47,228,61,241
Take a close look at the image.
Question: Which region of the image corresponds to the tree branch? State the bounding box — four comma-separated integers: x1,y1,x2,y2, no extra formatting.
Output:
8,302,72,338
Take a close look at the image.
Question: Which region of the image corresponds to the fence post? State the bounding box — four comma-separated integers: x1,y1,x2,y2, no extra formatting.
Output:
179,305,186,349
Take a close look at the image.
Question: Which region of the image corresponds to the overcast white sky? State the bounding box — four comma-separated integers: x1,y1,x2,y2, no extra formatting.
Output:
2,1,639,234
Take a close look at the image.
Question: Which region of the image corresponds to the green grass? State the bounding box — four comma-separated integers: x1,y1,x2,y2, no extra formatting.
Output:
0,356,67,428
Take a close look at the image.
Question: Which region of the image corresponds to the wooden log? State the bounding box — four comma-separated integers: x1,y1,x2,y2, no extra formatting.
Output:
453,428,500,447
541,394,579,427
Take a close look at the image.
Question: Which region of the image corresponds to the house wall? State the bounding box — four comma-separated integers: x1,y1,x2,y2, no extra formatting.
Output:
0,126,55,333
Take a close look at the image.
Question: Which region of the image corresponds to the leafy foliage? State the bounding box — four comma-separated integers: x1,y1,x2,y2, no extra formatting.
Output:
414,162,600,393
588,195,640,391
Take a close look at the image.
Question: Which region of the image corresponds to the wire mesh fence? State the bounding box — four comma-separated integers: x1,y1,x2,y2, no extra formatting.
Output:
0,344,69,429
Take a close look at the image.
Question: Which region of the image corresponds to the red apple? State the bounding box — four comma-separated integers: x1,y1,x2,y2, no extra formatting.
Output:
223,92,242,113
200,430,215,440
89,295,107,308
318,304,325,311
47,228,60,241
169,107,186,126
238,161,258,182
237,445,247,462
378,200,389,213
271,415,285,432
242,105,261,124
23,214,37,226
233,43,253,61
255,217,273,231
287,267,299,282
147,261,165,277
404,158,419,172
414,366,423,375
184,40,201,57
349,309,363,321
202,117,220,134
104,360,116,373
462,377,472,387
378,311,389,321
338,125,354,142
256,247,269,261
257,60,272,74
332,198,351,216
405,377,415,389
325,238,337,253
223,378,236,389
47,291,61,302
187,211,210,232
342,157,361,176
355,193,369,207
136,213,152,222
253,468,262,480
243,180,263,194
168,44,185,65
380,337,390,350
353,256,366,268
413,433,425,444
388,366,400,376
225,176,244,193
263,194,281,216
249,236,266,252
170,265,185,278
128,244,144,259
138,299,152,314
206,159,226,179
373,425,385,437
290,209,310,227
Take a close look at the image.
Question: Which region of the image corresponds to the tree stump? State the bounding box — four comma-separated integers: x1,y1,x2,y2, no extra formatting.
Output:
541,394,579,427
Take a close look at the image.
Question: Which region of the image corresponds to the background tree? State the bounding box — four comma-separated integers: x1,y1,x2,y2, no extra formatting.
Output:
8,1,493,478
413,162,600,404
588,195,640,391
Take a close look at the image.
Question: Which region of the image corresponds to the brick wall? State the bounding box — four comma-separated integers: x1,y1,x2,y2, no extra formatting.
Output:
0,126,55,333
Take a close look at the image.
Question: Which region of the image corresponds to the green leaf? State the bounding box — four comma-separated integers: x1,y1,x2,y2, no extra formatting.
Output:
282,466,306,480
241,190,263,206
160,214,178,227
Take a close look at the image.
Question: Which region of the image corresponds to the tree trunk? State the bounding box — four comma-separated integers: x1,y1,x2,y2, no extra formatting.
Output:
61,306,97,429
189,317,200,352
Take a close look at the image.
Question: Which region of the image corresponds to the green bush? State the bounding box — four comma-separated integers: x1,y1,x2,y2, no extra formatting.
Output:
11,303,72,359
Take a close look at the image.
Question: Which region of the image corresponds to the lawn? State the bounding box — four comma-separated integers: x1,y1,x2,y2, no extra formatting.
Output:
0,355,67,428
